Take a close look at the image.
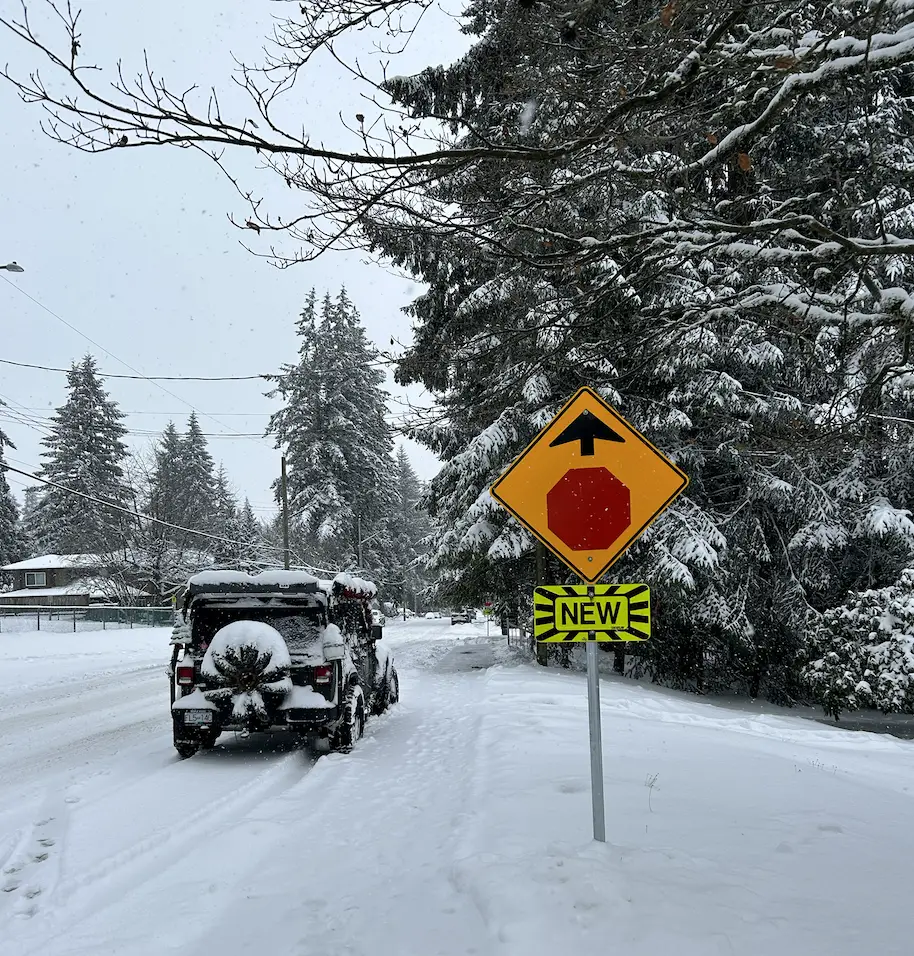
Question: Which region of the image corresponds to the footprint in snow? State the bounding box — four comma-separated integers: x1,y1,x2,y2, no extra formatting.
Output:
557,780,586,794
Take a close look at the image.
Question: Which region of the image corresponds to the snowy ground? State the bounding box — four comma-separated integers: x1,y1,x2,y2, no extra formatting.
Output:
1,620,911,955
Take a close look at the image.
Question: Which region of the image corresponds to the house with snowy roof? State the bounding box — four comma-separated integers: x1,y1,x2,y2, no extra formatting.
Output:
0,554,146,607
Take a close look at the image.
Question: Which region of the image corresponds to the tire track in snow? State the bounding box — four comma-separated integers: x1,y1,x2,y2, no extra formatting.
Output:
172,660,496,956
0,665,162,720
0,705,165,783
0,671,162,737
2,745,317,951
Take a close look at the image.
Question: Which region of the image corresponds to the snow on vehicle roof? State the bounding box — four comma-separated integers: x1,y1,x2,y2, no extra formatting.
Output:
332,572,377,598
187,569,320,589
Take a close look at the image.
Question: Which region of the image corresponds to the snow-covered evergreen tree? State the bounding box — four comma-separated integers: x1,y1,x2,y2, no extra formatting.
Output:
805,570,914,720
217,497,265,572
32,356,129,554
132,421,218,600
210,464,239,565
268,288,396,577
16,486,40,557
0,426,27,568
389,445,434,613
180,412,217,535
234,498,264,571
367,0,914,700
146,422,185,530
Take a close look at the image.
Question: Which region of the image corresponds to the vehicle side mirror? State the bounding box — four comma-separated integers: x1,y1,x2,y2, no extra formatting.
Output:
371,624,383,642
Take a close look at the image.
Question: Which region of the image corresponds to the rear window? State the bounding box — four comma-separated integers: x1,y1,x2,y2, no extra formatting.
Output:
191,605,323,654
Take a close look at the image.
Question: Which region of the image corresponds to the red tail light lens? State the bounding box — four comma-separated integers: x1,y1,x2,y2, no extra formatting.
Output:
312,665,333,685
176,664,195,685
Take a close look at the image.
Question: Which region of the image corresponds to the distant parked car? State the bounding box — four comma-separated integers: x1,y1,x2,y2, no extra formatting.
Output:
424,610,442,620
450,609,473,625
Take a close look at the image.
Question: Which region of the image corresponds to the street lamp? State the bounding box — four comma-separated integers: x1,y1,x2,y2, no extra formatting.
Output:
0,262,24,273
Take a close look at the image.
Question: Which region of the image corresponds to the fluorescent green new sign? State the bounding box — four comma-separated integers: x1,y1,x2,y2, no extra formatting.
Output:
533,584,651,643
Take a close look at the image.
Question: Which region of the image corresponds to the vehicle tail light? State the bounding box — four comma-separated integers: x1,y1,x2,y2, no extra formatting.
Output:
176,664,195,686
312,665,333,685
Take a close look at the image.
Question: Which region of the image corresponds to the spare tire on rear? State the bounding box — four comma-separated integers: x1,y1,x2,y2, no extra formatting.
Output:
201,621,292,729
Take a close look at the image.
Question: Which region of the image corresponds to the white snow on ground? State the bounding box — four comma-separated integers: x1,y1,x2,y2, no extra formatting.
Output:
1,620,912,955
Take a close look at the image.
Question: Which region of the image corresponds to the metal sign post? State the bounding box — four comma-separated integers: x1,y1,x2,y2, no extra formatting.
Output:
585,640,606,842
533,582,651,843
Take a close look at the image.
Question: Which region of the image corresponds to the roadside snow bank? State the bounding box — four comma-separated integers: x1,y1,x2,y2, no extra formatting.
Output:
0,627,169,692
453,665,914,956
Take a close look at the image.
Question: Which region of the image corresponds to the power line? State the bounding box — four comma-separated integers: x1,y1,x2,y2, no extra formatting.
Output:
0,276,274,450
0,416,267,439
0,354,396,379
13,406,274,417
0,357,268,381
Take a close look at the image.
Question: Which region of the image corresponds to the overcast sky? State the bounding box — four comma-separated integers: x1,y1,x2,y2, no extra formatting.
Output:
0,0,464,519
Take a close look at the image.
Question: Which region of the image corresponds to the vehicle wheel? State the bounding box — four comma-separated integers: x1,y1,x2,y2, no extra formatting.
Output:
175,740,199,759
331,689,365,753
389,668,399,705
372,668,393,716
200,732,219,750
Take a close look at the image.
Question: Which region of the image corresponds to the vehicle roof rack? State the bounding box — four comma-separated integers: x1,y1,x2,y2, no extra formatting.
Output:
185,570,322,599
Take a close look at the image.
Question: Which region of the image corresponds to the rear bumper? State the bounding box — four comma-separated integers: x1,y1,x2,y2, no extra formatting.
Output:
173,704,341,738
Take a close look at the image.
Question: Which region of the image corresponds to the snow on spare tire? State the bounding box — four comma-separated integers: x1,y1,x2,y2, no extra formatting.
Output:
201,621,292,726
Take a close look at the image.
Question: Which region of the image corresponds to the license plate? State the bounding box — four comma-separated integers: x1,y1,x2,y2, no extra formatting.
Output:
184,710,214,726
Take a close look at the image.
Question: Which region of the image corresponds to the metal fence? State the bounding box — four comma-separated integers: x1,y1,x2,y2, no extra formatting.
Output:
0,605,175,633
505,622,531,650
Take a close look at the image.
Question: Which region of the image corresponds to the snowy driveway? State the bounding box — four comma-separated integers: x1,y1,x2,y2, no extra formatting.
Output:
1,620,913,955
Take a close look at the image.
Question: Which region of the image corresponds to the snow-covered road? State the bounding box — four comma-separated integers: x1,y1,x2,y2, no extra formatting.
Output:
1,620,912,955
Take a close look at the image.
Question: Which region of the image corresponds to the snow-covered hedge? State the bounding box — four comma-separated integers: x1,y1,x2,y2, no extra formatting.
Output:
803,570,914,719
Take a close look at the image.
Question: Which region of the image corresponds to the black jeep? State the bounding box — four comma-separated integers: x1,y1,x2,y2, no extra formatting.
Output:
168,571,398,758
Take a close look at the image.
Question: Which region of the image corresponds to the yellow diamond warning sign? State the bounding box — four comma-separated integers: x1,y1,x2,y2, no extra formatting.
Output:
533,584,651,642
491,386,688,582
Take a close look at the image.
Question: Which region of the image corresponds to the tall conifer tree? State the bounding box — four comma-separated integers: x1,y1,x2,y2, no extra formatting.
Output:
33,356,129,554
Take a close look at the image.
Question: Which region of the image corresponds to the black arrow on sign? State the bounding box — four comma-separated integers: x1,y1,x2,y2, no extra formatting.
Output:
549,409,625,456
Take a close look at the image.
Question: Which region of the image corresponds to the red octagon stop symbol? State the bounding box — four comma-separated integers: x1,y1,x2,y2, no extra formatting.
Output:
546,467,631,552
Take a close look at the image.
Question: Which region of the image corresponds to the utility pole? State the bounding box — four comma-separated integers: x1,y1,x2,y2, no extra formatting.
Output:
280,456,291,571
